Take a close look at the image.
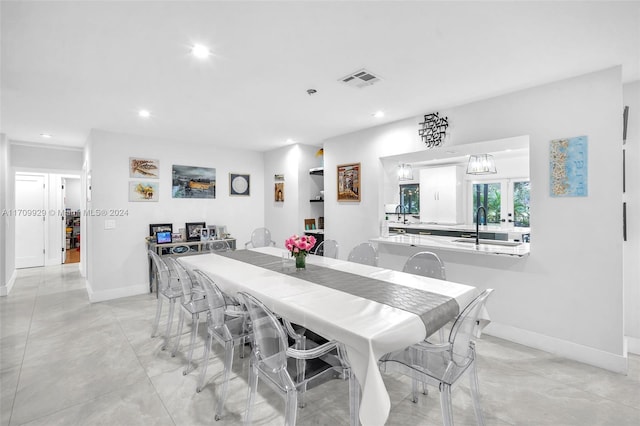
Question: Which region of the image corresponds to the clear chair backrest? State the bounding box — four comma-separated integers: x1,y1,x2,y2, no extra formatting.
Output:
448,289,494,366
402,251,446,280
347,242,378,266
193,270,227,327
237,292,289,374
250,227,273,248
148,250,170,291
314,239,339,258
165,257,195,298
205,239,231,252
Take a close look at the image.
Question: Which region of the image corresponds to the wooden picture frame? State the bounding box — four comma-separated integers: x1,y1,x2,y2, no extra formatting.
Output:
185,222,206,241
337,163,361,202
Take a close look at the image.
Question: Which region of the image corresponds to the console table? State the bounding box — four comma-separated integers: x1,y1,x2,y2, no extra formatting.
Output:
146,238,237,293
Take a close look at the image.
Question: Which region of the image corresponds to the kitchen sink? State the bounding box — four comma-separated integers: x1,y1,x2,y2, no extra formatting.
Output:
452,239,523,247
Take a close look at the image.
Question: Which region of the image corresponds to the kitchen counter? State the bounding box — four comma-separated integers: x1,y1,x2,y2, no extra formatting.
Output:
385,222,530,242
371,234,530,257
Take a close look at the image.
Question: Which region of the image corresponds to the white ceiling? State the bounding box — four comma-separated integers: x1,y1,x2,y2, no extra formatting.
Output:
2,1,639,152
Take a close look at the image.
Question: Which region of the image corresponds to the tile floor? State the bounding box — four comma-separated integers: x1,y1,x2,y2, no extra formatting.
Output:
1,263,639,425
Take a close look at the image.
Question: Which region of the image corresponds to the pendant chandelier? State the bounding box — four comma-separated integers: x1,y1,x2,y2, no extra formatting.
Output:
466,154,497,175
398,163,413,181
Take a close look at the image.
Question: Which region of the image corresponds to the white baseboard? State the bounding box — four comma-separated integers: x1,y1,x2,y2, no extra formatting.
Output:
626,336,640,355
0,269,17,296
484,322,628,374
86,280,149,303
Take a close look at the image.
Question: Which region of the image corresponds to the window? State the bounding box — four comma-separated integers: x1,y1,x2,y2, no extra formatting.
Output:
399,184,419,214
470,179,530,227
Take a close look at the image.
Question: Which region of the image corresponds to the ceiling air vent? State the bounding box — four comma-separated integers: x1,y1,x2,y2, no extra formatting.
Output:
339,68,382,88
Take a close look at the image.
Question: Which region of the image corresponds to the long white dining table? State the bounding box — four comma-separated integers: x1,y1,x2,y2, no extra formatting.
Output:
180,247,481,426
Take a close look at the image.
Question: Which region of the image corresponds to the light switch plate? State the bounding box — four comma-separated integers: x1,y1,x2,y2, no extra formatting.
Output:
104,219,116,230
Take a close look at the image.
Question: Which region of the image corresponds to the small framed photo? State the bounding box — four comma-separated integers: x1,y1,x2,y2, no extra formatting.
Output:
185,222,206,241
274,174,285,181
337,163,361,202
275,182,284,202
149,223,173,238
229,173,250,196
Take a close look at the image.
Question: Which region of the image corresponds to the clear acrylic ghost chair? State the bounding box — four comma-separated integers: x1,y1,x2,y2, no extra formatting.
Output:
237,292,360,426
148,250,182,350
165,257,209,374
403,251,448,351
403,251,446,280
244,227,276,248
312,239,339,259
379,289,494,426
347,242,378,266
204,239,231,252
192,270,251,420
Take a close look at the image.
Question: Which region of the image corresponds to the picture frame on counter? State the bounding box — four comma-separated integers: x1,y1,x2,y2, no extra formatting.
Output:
185,222,206,241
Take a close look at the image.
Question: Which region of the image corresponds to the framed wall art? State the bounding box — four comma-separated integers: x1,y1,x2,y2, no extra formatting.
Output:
337,163,361,202
549,136,588,197
130,158,159,178
129,181,159,202
275,182,284,202
172,165,216,199
229,173,250,196
185,222,206,241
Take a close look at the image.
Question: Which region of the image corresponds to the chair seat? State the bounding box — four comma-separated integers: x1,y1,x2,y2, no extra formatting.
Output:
380,345,471,386
181,296,209,314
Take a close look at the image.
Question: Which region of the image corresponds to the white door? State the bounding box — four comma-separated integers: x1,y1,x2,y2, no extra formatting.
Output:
15,174,46,268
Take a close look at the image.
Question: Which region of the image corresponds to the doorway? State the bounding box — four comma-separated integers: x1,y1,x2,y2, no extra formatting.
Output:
62,177,81,264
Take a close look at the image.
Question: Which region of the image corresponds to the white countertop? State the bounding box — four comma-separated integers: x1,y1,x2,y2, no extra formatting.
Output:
371,234,530,257
385,222,530,234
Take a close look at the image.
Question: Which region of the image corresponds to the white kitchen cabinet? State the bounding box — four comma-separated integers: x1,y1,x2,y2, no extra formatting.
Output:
419,166,463,224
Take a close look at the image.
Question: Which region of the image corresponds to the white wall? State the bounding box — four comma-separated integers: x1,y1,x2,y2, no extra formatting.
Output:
623,81,640,353
264,144,321,247
85,129,265,301
0,134,17,296
11,143,83,170
325,67,626,372
65,178,81,211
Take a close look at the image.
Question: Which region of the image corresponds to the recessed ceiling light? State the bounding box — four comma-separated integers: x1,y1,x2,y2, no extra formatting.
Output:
40,133,52,138
191,44,211,59
286,138,296,144
373,111,385,118
138,109,151,118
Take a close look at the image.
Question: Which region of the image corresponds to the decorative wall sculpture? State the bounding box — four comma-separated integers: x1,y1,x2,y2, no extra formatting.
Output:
419,112,448,148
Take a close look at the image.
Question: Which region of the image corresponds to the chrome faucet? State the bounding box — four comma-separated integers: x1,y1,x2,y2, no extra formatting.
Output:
395,204,408,224
475,206,487,246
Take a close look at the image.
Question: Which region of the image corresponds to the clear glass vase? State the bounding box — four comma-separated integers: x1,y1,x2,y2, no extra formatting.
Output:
295,254,306,270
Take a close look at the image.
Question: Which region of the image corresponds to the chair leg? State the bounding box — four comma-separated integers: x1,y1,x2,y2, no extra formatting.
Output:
469,360,485,426
184,313,199,374
296,334,307,408
172,309,185,357
162,299,176,350
151,297,163,338
196,333,213,393
284,389,298,426
215,340,235,421
439,382,454,426
348,370,360,426
244,361,259,425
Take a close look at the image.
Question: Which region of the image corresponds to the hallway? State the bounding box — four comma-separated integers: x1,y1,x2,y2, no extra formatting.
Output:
1,264,639,425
